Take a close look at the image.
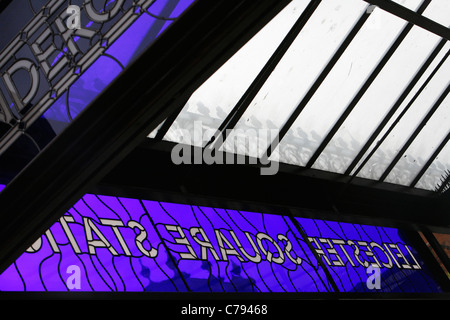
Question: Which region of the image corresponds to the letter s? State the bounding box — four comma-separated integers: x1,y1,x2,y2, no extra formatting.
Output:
128,220,158,258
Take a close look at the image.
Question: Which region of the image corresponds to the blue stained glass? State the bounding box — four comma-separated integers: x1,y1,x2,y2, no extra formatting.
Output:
0,187,443,293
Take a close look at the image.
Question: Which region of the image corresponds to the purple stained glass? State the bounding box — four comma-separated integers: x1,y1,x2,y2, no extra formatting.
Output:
296,217,442,293
148,0,193,19
41,0,194,127
144,202,331,292
0,188,443,293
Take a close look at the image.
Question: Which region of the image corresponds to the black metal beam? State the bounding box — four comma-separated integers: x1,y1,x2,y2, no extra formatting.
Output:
95,139,450,228
305,0,431,169
205,0,322,151
0,0,12,13
379,83,450,182
363,0,450,41
2,291,450,300
345,40,449,176
0,0,291,274
263,6,374,160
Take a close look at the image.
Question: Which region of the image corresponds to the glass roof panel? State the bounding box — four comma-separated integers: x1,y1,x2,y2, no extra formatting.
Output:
148,0,450,192
148,120,165,139
308,8,419,172
421,0,450,26
356,57,450,180
384,92,450,187
158,0,311,146
311,25,441,174
348,40,450,176
392,0,426,10
415,141,450,191
267,6,409,167
220,0,368,157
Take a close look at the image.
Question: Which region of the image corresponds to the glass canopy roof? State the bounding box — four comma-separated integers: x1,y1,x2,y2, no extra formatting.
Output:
148,0,450,193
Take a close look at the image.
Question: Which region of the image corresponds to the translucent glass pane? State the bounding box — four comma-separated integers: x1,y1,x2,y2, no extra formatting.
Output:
392,0,424,11
148,120,166,138
268,6,408,167
160,0,311,146
313,26,441,174
384,91,450,186
416,141,450,191
356,58,450,180
421,0,450,26
221,0,368,157
348,41,450,176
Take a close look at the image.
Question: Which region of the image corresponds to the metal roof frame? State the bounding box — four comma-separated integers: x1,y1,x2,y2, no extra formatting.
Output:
156,0,450,194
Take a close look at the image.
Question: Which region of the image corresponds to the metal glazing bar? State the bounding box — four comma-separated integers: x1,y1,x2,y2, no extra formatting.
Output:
363,0,450,41
154,109,182,140
154,1,312,142
205,0,322,151
305,0,432,169
263,5,374,160
349,48,450,180
345,39,449,176
379,83,450,182
287,213,340,293
409,130,450,188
